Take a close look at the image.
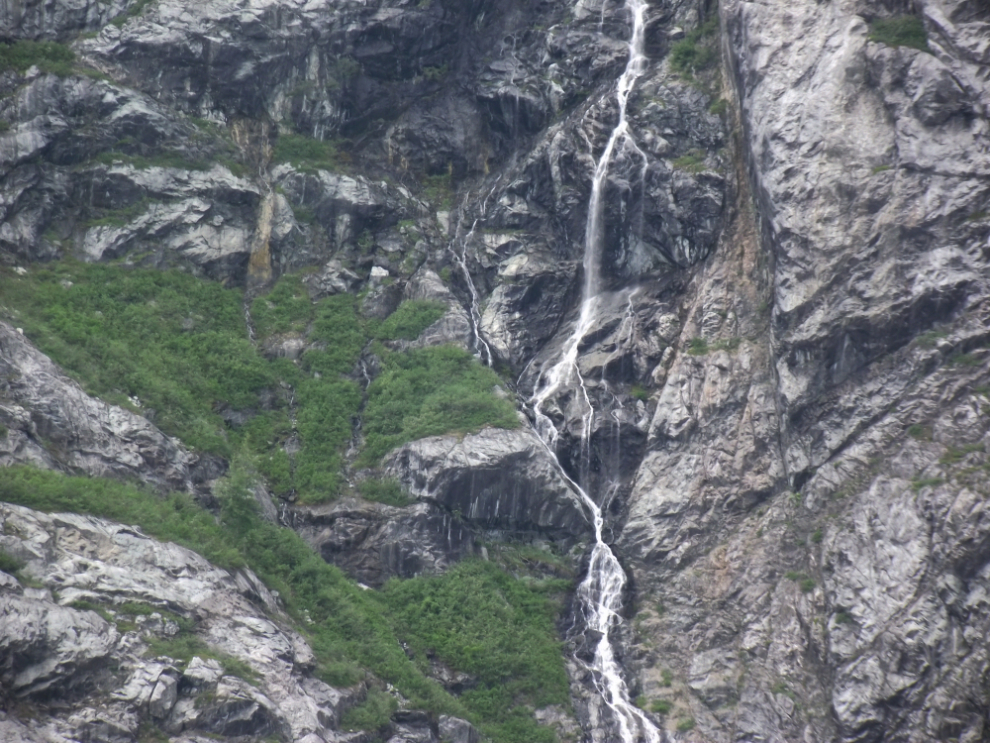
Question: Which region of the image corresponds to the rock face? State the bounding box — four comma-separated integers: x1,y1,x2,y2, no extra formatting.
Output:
0,502,362,742
1,0,989,740
384,427,589,538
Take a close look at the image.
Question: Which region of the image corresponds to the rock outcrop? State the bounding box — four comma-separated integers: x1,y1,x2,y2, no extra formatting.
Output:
0,502,362,742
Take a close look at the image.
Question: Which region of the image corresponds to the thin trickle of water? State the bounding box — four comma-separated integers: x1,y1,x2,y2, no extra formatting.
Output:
450,217,493,366
526,0,660,741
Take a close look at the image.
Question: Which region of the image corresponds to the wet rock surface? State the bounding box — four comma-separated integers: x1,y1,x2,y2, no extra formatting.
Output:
0,0,988,740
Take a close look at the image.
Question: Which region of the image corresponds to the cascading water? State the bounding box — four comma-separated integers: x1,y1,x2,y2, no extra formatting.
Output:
452,217,493,366
526,0,660,741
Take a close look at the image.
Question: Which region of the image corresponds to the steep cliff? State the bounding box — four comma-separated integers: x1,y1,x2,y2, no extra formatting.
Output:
1,0,988,741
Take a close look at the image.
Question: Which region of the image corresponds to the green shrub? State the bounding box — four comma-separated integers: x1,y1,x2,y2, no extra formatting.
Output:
650,699,673,715
384,559,568,742
662,668,674,687
341,688,397,731
868,16,929,52
70,599,115,623
687,337,709,355
110,0,156,27
304,294,368,376
358,478,412,507
422,173,454,209
907,424,932,441
630,385,650,401
375,300,448,341
671,150,707,173
250,275,313,340
708,98,728,116
0,41,75,77
677,717,696,732
911,476,944,491
799,578,816,593
360,346,519,465
811,528,823,544
669,17,719,77
273,133,343,172
0,549,23,575
1,264,373,504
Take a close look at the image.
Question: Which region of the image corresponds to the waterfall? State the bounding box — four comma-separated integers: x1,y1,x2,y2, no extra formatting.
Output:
526,0,660,740
452,218,493,366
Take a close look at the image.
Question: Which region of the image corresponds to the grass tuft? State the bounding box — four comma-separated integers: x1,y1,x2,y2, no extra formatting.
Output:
869,16,929,52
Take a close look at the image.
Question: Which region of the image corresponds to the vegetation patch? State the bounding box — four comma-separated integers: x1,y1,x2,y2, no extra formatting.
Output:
911,476,944,491
629,384,650,401
383,559,569,742
650,699,673,715
677,717,696,732
250,275,313,340
0,40,75,77
0,465,566,743
358,478,412,507
360,346,519,465
110,0,156,27
686,336,740,356
671,150,707,173
375,300,447,341
341,688,397,732
0,262,275,457
273,133,344,173
784,571,815,592
669,17,719,77
421,173,454,209
868,16,929,52
0,548,23,575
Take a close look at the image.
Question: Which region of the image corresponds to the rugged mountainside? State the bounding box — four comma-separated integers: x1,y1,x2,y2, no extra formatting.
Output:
1,0,989,741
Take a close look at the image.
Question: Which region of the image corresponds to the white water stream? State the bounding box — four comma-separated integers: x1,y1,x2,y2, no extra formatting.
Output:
526,0,660,740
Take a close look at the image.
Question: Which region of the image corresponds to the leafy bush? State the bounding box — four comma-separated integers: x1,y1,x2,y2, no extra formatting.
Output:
383,560,569,742
250,275,313,340
0,41,75,77
358,478,412,507
273,133,343,172
0,549,23,575
669,17,719,77
671,150,707,173
360,346,519,465
341,688,398,731
294,378,361,502
868,16,929,52
650,699,673,715
375,300,448,341
110,0,156,27
677,717,696,732
687,337,709,355
303,294,367,376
